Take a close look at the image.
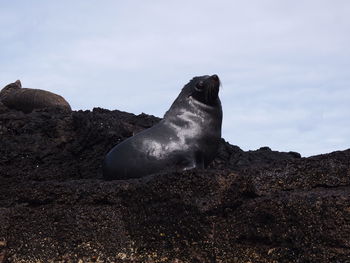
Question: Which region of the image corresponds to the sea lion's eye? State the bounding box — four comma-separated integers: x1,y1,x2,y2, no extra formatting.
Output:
195,81,204,92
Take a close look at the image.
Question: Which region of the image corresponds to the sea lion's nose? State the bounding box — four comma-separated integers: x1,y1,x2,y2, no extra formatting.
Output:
15,80,22,88
211,74,219,82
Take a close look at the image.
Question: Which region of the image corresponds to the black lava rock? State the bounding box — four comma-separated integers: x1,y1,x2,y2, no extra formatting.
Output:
0,107,349,262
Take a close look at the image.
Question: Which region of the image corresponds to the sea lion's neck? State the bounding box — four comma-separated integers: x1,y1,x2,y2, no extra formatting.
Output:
163,96,222,134
164,95,221,117
188,96,222,113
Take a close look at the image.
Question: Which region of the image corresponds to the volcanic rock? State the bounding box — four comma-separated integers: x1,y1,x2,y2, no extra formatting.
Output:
0,107,349,262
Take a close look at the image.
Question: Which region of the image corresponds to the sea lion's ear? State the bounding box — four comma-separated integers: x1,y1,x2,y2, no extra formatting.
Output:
14,80,22,88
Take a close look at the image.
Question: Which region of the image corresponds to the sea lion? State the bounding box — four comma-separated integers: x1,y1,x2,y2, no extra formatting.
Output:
103,74,223,180
0,80,71,113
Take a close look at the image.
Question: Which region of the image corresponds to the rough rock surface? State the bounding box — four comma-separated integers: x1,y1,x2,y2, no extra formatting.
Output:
0,107,349,263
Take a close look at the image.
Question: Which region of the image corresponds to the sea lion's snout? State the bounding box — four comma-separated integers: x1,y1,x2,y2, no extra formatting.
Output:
211,74,219,82
210,74,220,89
207,74,220,102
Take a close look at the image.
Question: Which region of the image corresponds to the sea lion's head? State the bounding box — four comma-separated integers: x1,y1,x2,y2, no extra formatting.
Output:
165,74,222,119
175,75,221,108
0,80,22,100
188,74,221,106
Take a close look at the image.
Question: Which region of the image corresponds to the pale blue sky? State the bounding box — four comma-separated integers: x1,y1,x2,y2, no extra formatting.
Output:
1,1,349,156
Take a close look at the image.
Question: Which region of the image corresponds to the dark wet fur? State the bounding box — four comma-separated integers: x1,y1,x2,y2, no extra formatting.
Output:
104,74,223,180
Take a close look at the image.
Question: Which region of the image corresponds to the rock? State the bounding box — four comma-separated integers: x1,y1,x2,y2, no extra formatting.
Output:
0,102,9,114
0,107,349,262
0,239,6,263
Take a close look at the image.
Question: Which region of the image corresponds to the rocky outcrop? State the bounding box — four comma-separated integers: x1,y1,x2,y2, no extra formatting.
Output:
0,107,349,262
